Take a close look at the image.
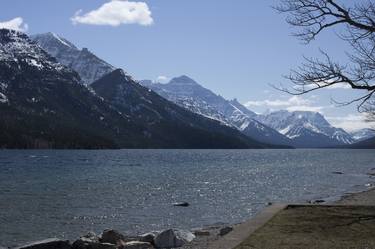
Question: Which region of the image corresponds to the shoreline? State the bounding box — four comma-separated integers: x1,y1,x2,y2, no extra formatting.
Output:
333,186,375,205
192,183,375,249
3,177,375,248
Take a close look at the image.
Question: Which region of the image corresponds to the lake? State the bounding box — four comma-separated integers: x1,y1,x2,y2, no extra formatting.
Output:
0,149,374,246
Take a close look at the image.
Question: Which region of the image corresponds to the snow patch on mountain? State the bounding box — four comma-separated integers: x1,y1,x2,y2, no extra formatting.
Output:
350,128,375,142
140,76,292,146
256,110,354,146
0,29,68,73
31,32,115,84
0,92,8,103
51,33,72,48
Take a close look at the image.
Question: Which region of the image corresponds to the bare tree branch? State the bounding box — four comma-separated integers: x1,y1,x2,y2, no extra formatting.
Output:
275,0,375,117
275,0,375,43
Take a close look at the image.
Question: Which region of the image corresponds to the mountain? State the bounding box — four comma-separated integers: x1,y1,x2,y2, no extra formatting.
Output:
0,28,152,148
256,110,354,148
348,136,375,149
91,69,273,148
0,29,272,149
140,76,292,146
31,32,114,84
23,30,271,149
350,128,375,142
91,69,276,148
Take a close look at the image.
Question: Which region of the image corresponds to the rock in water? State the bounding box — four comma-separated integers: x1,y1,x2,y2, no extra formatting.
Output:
119,241,153,249
154,229,195,248
332,171,344,175
172,202,190,207
219,227,233,236
13,238,71,249
309,199,325,204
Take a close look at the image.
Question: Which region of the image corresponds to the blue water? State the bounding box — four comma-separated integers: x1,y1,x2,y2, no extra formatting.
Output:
0,149,374,246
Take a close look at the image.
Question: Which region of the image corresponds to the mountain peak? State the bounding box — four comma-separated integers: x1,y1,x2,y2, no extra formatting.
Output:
93,68,133,87
113,68,125,74
112,68,127,78
32,32,77,49
230,98,241,105
32,33,115,85
169,75,199,85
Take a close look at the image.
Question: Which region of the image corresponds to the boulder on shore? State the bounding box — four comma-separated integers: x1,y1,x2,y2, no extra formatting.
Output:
100,230,127,245
219,226,233,236
72,232,116,249
13,238,71,249
138,233,157,244
154,229,195,248
119,241,153,249
192,230,210,236
100,230,141,246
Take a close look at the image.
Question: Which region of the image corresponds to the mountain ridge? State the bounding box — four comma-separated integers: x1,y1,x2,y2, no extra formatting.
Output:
28,31,371,149
140,76,293,146
25,30,277,149
256,110,354,148
91,69,276,149
32,32,115,85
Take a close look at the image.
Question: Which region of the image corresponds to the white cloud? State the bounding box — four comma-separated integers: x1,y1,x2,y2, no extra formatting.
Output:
327,114,372,132
286,105,324,112
71,0,153,27
156,75,169,83
244,96,325,113
245,96,310,108
0,17,28,32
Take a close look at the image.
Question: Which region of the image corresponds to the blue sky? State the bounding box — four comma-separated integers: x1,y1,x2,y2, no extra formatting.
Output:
0,0,371,131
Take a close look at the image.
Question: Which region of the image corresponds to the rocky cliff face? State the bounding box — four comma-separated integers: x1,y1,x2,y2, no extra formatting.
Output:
32,32,115,84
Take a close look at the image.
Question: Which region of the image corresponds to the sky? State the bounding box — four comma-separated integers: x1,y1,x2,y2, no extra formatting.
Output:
0,0,372,131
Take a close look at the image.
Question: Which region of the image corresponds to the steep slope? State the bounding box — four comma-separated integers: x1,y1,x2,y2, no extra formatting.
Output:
31,32,114,84
0,29,151,149
141,76,292,146
0,29,271,149
256,110,354,147
350,128,375,142
91,69,271,149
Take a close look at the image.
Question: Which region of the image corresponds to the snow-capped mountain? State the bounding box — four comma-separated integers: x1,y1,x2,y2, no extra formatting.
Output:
141,76,292,146
0,29,275,149
31,32,115,84
0,28,139,148
350,128,375,142
91,69,271,149
256,110,354,147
